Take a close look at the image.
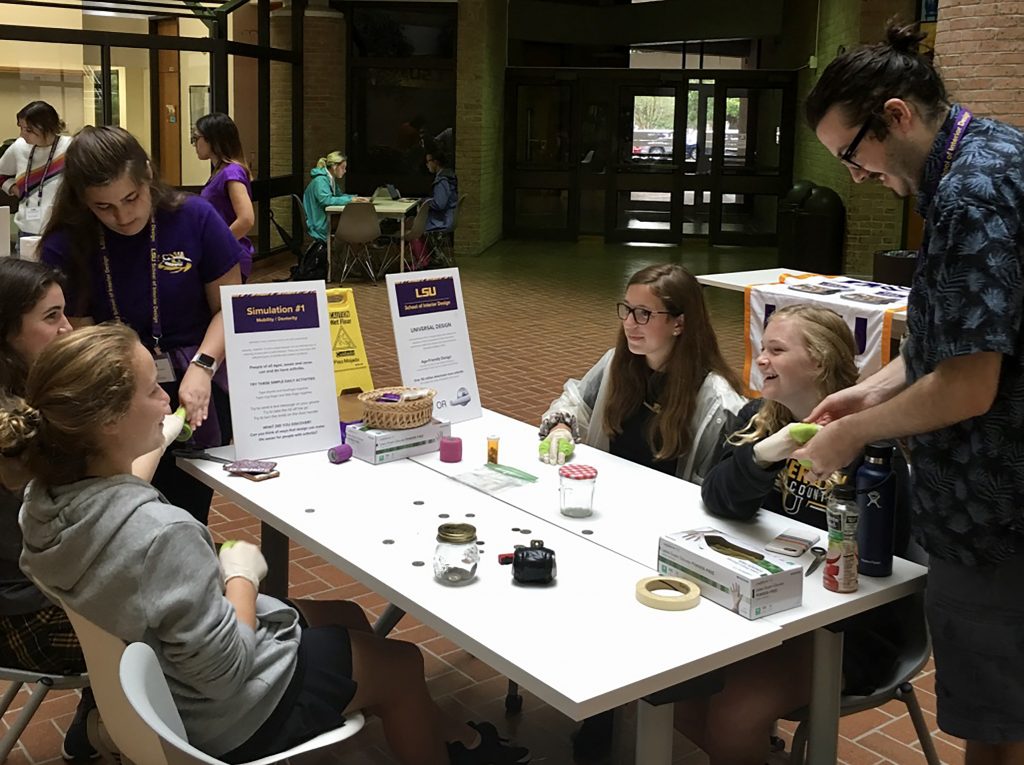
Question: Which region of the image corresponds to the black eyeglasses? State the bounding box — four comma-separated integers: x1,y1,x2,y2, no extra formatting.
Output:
616,302,677,325
839,119,874,170
190,133,202,146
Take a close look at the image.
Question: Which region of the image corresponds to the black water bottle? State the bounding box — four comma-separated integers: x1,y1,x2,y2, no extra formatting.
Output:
856,442,896,577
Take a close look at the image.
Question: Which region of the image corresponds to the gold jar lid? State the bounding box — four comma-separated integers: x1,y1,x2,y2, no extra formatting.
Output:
437,523,477,544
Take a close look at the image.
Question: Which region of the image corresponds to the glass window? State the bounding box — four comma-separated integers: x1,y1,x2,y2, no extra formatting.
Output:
227,54,260,177
617,191,671,231
348,66,456,196
627,89,675,164
516,85,571,168
269,59,293,178
351,8,456,59
721,193,778,235
0,42,96,144
108,47,153,156
514,189,568,229
178,50,211,188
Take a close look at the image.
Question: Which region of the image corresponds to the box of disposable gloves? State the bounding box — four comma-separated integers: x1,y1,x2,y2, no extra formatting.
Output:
657,528,802,620
346,418,451,464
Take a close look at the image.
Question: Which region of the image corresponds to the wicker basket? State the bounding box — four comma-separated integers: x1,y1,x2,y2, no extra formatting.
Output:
358,387,436,430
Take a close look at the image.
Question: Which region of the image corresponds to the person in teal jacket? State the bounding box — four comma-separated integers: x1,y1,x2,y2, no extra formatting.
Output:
302,152,367,242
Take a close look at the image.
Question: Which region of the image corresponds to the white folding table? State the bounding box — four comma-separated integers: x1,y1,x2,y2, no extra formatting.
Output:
411,409,928,764
178,450,783,765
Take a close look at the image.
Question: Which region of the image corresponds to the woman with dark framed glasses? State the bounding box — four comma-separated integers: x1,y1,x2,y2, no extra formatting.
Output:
539,263,746,762
538,263,746,481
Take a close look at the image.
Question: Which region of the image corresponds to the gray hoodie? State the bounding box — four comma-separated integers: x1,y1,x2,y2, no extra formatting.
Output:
19,475,300,756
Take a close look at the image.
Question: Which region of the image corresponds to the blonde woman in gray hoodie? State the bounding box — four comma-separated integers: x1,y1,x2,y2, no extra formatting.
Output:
2,323,529,765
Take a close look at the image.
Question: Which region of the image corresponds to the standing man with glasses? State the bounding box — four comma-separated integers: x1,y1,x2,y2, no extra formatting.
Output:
798,21,1024,765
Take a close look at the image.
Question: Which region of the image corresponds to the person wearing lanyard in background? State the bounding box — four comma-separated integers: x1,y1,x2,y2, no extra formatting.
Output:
0,101,73,249
193,112,254,281
39,125,243,526
801,22,1024,765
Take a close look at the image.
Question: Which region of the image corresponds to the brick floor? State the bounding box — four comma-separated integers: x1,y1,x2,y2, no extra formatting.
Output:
1,240,961,765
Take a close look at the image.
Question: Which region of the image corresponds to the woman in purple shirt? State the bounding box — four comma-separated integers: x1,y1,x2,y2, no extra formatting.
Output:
194,112,254,280
39,126,244,525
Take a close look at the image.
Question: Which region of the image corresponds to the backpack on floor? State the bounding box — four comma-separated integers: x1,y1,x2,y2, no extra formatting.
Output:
289,240,327,281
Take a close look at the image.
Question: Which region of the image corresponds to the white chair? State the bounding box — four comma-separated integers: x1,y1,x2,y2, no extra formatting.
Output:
42,590,364,765
0,665,89,762
120,642,365,765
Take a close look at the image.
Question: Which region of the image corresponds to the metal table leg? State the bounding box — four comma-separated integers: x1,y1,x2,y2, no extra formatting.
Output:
807,627,843,764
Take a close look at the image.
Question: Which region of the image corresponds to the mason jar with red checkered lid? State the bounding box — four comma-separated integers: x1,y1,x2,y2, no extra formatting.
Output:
558,464,598,518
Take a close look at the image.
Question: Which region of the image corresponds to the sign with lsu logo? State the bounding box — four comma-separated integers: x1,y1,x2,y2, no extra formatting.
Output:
742,273,908,397
386,268,480,424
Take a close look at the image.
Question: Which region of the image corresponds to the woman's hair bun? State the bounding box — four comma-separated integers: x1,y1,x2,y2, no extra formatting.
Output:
886,21,928,56
0,398,40,458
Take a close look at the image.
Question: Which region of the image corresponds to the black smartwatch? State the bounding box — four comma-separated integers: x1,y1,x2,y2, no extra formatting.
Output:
190,352,218,374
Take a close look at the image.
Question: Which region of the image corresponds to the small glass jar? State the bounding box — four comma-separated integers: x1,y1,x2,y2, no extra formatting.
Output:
558,464,598,518
433,523,479,586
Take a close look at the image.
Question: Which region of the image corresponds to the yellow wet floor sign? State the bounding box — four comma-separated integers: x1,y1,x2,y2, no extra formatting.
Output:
327,288,374,420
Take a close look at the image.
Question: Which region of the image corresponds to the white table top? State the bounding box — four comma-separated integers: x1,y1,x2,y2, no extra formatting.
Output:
413,410,928,641
696,268,907,333
178,447,781,719
696,268,813,292
325,199,419,215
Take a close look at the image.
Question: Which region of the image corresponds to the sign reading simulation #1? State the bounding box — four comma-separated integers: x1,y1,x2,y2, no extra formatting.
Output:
231,291,320,333
386,268,481,424
394,277,459,317
222,281,338,459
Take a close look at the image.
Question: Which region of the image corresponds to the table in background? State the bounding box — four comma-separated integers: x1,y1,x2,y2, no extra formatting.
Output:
178,449,783,765
325,199,419,278
696,267,908,337
412,409,928,763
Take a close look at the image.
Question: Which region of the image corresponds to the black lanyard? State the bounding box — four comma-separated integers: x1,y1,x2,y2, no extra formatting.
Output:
23,140,59,206
100,217,163,352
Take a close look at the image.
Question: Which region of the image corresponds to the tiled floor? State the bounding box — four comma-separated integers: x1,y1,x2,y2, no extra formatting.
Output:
1,239,961,765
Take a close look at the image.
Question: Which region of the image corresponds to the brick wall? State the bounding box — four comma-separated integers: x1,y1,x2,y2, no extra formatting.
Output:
455,0,508,256
934,0,1024,127
788,0,913,275
269,7,346,246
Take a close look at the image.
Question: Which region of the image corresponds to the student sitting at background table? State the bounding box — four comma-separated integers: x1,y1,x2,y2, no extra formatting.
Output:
2,323,531,765
686,304,910,765
302,151,369,244
409,147,458,269
193,112,254,281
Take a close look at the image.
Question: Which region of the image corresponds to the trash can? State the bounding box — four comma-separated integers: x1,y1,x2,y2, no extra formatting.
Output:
873,249,918,287
777,181,845,275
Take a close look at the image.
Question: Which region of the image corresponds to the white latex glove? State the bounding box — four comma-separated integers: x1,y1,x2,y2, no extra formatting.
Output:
752,426,800,467
539,426,575,465
218,540,268,591
161,411,186,449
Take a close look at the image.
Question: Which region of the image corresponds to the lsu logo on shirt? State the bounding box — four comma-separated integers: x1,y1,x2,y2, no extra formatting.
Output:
158,251,193,274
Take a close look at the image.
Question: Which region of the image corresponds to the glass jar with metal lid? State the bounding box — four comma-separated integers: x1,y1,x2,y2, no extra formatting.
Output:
433,523,479,585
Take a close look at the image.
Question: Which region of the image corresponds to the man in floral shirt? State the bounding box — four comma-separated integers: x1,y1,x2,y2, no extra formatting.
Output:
799,22,1024,765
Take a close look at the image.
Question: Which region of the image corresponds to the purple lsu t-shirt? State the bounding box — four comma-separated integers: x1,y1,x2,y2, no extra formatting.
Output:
42,196,242,351
200,162,253,280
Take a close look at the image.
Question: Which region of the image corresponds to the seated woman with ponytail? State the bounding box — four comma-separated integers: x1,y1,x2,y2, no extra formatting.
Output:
302,152,369,244
1,323,529,765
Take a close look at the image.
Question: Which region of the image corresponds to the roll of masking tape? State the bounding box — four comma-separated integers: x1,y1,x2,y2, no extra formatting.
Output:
635,576,701,611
